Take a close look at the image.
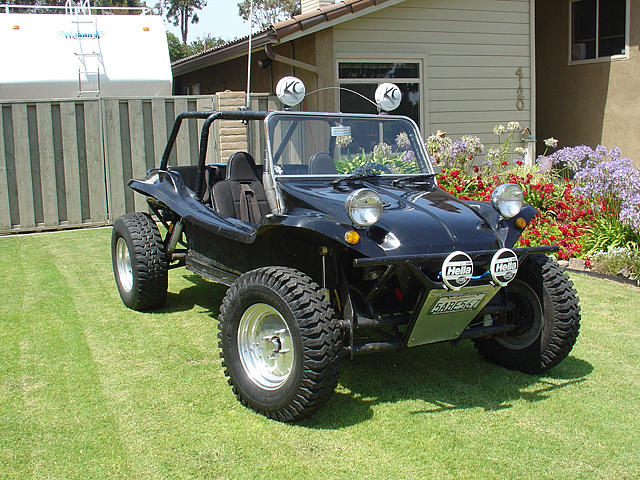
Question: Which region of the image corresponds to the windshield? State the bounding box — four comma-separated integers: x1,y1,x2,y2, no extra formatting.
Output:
266,113,432,176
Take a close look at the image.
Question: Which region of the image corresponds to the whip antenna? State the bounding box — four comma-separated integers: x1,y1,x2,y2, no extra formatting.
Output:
245,0,254,109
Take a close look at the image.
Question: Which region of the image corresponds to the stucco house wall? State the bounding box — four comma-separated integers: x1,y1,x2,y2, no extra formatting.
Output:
536,0,640,163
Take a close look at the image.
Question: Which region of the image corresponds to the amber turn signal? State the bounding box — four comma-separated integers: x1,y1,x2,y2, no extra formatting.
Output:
344,230,360,245
142,26,150,31
515,217,527,229
12,25,20,30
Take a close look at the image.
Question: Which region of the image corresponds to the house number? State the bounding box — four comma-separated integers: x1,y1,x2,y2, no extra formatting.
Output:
515,67,525,111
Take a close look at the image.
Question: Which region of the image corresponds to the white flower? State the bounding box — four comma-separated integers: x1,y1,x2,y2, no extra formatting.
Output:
544,137,559,149
514,147,527,156
487,147,501,160
493,124,507,135
336,135,352,148
395,132,411,150
507,121,521,132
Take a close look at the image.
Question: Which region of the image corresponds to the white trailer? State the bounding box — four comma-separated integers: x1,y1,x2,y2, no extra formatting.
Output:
0,2,172,99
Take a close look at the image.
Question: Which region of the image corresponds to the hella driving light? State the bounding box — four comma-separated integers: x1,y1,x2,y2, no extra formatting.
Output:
346,189,383,227
491,183,524,218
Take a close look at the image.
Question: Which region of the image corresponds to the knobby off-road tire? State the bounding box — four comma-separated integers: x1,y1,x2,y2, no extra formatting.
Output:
474,254,580,374
111,212,168,311
218,267,342,422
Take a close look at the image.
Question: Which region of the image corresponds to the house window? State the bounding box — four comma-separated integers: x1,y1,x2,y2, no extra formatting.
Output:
337,62,421,127
570,0,628,62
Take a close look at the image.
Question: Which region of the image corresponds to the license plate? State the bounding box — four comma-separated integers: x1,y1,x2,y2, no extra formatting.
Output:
429,292,486,315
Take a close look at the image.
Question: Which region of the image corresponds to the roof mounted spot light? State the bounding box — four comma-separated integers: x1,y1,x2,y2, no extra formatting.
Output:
276,76,306,107
375,83,402,112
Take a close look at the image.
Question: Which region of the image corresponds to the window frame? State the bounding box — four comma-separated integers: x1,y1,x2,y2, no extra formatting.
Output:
335,58,424,132
568,0,630,65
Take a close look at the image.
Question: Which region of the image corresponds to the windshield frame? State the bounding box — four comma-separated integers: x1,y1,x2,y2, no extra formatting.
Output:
264,111,435,180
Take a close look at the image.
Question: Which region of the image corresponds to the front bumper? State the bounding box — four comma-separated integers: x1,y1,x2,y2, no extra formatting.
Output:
351,246,557,348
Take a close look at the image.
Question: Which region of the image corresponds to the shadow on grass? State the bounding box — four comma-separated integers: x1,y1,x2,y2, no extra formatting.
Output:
151,274,228,316
151,274,593,430
302,345,593,430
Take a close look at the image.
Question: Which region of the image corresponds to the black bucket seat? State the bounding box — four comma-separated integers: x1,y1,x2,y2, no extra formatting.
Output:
212,152,270,224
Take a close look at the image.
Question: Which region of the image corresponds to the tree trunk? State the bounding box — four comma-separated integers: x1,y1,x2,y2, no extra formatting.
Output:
181,7,188,44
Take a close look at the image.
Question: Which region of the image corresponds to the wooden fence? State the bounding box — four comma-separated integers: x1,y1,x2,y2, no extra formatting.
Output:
0,93,275,234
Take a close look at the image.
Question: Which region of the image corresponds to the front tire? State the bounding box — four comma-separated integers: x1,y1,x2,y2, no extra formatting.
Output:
218,267,341,422
111,212,168,311
474,255,580,374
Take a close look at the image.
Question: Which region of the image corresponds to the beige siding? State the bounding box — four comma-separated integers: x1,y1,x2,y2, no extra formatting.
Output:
333,0,534,144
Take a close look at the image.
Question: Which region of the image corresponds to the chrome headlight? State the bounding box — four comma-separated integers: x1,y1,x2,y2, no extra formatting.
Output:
346,189,383,227
491,183,524,218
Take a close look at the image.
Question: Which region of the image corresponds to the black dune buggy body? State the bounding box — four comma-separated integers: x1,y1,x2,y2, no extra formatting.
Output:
111,108,580,422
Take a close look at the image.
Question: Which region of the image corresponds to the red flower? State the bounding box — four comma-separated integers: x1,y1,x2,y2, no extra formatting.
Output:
501,160,509,167
473,166,479,173
516,160,523,166
585,257,592,269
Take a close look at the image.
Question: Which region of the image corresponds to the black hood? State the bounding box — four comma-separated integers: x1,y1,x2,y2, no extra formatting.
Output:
278,178,502,256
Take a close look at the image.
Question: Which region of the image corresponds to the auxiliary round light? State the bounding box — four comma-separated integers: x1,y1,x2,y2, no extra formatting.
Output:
491,183,524,218
374,83,402,112
275,76,306,107
346,188,383,228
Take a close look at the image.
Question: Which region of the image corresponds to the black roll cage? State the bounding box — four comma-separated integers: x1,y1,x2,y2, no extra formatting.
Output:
159,110,268,199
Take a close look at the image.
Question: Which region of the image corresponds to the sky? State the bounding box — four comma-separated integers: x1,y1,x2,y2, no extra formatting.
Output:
164,1,252,43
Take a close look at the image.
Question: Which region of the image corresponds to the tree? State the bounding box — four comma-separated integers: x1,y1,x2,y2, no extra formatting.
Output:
189,34,226,55
237,0,300,29
167,32,226,62
167,31,190,62
164,0,206,44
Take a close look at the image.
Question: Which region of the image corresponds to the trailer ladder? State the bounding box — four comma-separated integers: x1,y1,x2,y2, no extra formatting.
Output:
66,0,103,96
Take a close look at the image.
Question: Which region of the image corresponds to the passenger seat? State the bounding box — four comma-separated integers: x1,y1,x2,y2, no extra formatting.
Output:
212,152,271,224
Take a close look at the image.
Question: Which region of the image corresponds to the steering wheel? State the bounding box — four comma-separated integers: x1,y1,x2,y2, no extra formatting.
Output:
351,162,393,175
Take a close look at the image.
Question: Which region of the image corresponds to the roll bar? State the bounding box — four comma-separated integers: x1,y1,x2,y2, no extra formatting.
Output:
160,110,268,199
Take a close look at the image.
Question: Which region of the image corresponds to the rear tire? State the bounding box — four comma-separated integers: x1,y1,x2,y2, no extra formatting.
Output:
474,255,580,374
218,267,341,422
111,212,168,311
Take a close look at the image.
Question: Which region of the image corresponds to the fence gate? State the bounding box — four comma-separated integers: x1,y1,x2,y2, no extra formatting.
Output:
0,93,275,234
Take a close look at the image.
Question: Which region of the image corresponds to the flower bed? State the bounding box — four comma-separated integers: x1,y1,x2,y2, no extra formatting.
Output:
437,168,595,260
428,124,640,280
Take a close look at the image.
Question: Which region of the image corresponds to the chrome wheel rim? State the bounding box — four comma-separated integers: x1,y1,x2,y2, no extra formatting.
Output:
237,303,295,390
116,237,133,292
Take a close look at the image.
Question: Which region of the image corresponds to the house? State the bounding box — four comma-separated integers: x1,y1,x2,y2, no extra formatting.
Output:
536,0,639,161
172,0,536,158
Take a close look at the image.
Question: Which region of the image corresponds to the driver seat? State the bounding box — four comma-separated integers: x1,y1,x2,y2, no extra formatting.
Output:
212,152,270,224
309,152,337,174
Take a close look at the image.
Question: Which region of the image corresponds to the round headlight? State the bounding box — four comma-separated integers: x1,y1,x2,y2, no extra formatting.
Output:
491,183,524,218
346,189,383,227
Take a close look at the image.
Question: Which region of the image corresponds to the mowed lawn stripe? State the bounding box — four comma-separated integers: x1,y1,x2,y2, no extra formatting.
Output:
4,233,132,479
0,239,33,478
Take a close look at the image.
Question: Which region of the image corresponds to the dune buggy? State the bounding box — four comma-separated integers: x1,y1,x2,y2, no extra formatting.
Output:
111,90,580,422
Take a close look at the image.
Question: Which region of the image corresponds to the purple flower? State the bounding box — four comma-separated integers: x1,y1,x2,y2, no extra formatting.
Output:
572,145,640,233
402,150,415,162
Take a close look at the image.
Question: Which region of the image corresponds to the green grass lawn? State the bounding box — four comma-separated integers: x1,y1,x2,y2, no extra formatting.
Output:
1,228,638,479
